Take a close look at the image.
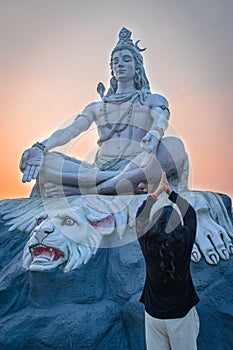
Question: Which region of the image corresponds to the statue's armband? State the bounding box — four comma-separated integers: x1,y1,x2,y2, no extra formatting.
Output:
150,105,170,140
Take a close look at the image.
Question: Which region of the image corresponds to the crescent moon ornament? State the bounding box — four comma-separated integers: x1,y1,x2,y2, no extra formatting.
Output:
135,40,146,52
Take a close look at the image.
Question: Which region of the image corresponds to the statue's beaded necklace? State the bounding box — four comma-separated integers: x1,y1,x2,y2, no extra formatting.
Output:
102,92,139,137
102,101,134,137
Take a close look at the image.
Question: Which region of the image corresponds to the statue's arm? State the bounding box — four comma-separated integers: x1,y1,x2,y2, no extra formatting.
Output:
44,103,96,150
141,94,170,153
149,94,170,140
20,102,97,183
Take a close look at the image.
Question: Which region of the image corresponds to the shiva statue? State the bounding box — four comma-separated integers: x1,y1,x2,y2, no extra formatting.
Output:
0,27,231,269
19,27,188,197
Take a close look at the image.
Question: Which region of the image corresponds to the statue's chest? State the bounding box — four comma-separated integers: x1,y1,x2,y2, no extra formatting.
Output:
96,102,152,129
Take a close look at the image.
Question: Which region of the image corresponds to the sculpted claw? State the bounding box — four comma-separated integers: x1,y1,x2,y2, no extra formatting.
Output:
229,246,233,255
222,249,229,261
209,254,219,265
191,243,201,263
191,251,200,263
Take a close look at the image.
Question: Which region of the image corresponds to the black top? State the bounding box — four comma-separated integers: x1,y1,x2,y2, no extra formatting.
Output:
136,191,199,319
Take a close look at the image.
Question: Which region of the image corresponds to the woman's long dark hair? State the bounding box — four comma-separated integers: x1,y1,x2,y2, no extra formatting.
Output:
144,206,188,283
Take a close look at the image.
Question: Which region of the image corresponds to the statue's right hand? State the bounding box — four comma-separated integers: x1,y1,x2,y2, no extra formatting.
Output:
20,147,44,183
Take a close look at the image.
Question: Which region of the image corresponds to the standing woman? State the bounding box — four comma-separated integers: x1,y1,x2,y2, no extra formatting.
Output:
136,172,200,350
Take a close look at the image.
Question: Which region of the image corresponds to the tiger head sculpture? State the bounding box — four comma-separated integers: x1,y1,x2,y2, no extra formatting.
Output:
5,195,141,272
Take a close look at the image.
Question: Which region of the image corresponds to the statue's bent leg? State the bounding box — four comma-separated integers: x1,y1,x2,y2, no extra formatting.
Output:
40,152,120,185
157,137,189,190
31,153,83,196
91,136,188,195
34,152,123,196
31,137,189,197
95,152,163,195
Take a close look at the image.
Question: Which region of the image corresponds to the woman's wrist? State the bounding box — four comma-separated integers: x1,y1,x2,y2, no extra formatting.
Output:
151,193,158,201
151,189,162,200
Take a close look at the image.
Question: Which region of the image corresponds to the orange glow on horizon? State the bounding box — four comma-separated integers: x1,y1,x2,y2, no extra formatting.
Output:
1,2,232,200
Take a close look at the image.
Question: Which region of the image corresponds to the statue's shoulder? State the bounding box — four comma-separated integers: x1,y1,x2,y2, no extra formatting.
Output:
83,101,101,111
144,93,169,109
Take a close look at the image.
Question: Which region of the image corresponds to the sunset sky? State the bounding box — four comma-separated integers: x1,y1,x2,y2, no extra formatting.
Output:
0,0,232,199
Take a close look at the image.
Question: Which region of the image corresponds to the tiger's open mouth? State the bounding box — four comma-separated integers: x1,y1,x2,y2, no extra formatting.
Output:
30,245,64,262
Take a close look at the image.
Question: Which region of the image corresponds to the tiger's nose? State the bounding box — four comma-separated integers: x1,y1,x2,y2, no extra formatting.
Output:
42,223,54,234
35,223,54,242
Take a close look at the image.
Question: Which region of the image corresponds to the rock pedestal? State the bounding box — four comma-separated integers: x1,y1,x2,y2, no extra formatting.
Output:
0,217,233,350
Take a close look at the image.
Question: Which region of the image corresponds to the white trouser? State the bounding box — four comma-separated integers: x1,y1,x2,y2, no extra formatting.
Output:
145,307,200,350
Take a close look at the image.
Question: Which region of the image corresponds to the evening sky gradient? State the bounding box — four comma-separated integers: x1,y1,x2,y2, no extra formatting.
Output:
0,0,232,199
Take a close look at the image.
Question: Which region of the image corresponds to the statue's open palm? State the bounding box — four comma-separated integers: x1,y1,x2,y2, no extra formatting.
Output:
19,147,44,183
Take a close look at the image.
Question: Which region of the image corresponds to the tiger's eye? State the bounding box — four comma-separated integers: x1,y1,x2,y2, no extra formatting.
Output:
62,217,75,226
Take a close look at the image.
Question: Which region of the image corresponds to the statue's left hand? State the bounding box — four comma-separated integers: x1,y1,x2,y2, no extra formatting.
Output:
19,147,44,183
141,132,158,153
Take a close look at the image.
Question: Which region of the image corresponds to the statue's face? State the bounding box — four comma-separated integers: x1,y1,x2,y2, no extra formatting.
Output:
112,49,136,83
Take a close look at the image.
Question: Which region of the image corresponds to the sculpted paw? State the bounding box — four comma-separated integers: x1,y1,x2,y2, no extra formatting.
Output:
180,191,233,265
195,209,232,265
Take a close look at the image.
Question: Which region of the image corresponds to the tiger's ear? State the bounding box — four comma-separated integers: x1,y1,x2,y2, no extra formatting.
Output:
89,215,115,235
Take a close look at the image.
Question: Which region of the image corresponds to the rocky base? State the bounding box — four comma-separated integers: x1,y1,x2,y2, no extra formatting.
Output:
0,215,233,349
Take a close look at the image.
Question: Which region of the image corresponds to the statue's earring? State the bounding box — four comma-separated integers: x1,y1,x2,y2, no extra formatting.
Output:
109,69,118,92
135,68,141,87
110,76,118,92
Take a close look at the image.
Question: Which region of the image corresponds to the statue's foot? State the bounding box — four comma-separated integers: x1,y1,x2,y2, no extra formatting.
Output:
42,183,64,197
